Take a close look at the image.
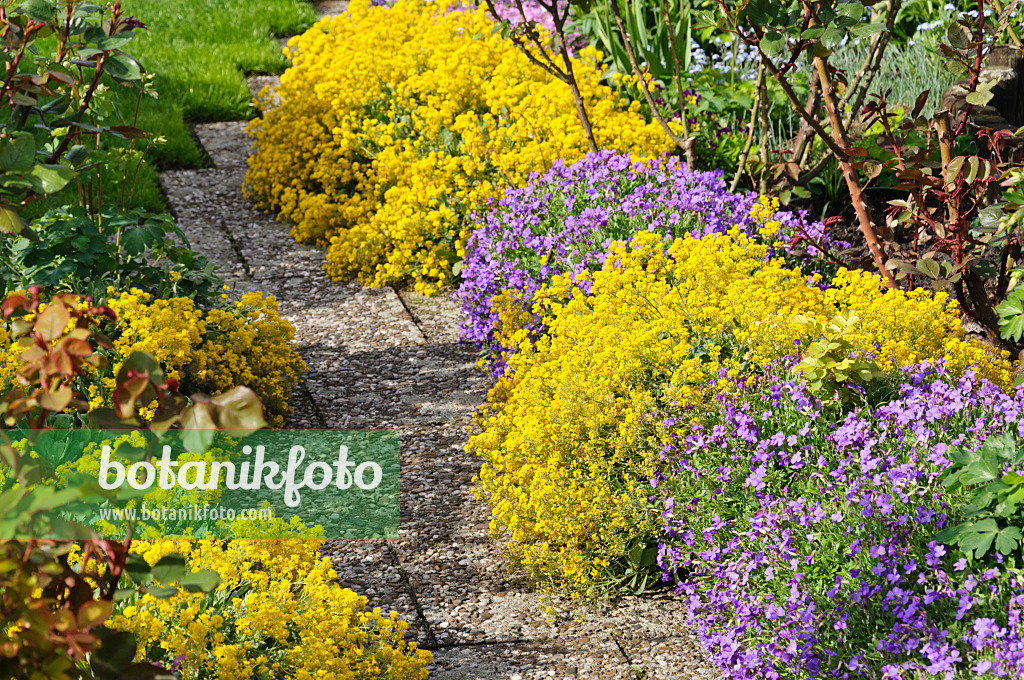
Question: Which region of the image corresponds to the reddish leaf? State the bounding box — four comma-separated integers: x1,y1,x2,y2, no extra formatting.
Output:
39,385,73,412
35,303,70,342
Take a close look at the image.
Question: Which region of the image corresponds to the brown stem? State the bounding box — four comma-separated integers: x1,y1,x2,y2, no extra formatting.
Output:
813,54,894,286
789,75,820,165
992,0,1023,49
661,0,691,140
47,56,107,164
731,61,764,192
839,0,901,130
555,29,600,152
609,0,689,159
953,0,988,137
758,73,770,195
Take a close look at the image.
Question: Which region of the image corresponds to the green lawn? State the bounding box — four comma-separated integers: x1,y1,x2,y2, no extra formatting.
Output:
29,0,317,218
124,0,318,169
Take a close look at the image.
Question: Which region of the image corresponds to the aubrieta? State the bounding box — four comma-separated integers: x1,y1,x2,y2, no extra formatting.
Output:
658,364,1024,678
244,0,674,295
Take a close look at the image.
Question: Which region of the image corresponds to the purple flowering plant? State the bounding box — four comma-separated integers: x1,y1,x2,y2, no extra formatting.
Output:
656,362,1024,678
455,150,842,375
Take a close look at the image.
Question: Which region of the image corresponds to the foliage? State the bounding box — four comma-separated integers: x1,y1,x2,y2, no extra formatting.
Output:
0,287,265,680
707,0,1024,349
791,311,887,406
111,534,432,680
997,286,1024,344
0,0,152,230
469,229,1011,594
245,0,673,295
0,207,222,306
937,432,1024,563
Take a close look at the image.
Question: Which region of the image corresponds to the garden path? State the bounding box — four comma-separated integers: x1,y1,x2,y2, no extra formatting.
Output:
154,3,713,678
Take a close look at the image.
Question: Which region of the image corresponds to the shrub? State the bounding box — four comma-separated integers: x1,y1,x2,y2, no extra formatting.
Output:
112,533,431,679
468,230,1013,594
99,289,306,425
657,365,1024,678
0,290,305,427
244,0,673,295
0,207,224,307
455,151,843,374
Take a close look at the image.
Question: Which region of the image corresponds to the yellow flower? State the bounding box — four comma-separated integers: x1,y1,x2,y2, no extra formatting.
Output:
469,230,1014,593
111,529,431,679
245,0,673,295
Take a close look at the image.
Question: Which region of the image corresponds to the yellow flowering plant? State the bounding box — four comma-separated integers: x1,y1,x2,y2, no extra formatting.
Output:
111,529,431,680
245,0,674,295
0,289,267,680
0,288,306,427
90,289,306,426
469,230,1015,595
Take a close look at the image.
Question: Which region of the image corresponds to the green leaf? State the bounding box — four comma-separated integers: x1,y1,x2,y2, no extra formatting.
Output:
146,585,178,599
102,54,142,81
65,145,89,166
0,205,25,235
966,89,995,106
120,228,155,257
916,258,941,279
15,0,56,22
961,518,999,558
89,628,137,679
151,554,187,585
995,526,1022,555
25,164,74,194
180,569,220,594
0,133,36,173
761,30,785,57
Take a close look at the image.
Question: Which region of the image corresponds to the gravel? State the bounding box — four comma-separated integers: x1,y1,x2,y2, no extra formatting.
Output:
159,105,714,678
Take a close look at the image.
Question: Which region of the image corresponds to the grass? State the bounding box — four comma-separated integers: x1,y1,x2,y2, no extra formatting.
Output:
123,0,318,168
28,0,317,219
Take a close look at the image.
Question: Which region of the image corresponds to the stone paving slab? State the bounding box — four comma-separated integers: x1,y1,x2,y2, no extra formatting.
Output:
160,119,713,678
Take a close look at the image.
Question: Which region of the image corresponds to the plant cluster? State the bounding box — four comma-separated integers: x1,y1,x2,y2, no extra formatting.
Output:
244,0,673,295
110,535,432,680
468,229,1012,593
0,288,266,680
658,363,1024,678
455,150,845,374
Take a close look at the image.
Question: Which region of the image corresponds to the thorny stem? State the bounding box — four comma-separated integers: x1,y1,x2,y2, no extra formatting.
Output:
47,56,108,165
953,0,988,137
838,0,901,131
789,75,820,169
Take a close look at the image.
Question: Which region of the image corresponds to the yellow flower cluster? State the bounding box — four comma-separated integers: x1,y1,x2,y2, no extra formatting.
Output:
245,0,674,295
100,290,306,426
469,230,1014,592
111,532,430,680
0,322,14,396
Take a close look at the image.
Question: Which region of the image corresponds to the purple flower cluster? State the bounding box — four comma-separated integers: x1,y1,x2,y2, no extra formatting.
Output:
456,151,837,375
657,364,1024,678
